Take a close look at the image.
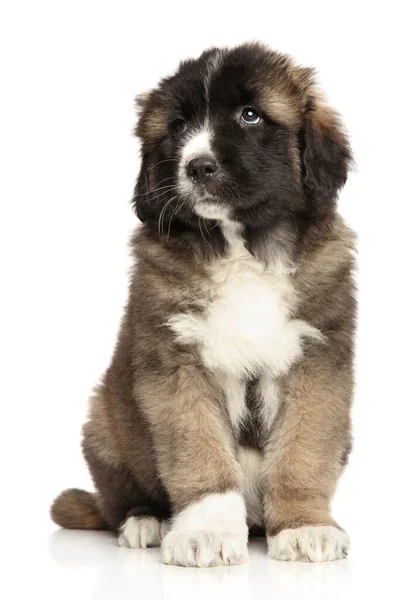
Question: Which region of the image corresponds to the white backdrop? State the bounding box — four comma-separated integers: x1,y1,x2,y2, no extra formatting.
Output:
1,1,399,598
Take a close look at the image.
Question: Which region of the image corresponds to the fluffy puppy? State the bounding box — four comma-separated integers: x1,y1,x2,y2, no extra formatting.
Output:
51,42,356,566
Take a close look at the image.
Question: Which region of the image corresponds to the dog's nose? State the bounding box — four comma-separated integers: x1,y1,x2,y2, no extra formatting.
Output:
187,156,218,183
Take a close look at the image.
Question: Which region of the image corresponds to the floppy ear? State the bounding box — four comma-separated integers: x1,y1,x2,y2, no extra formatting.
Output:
132,91,161,223
301,92,353,208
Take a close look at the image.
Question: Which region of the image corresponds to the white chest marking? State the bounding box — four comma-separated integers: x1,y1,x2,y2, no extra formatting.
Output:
168,221,323,382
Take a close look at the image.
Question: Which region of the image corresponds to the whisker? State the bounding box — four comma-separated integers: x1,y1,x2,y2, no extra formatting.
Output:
158,195,177,236
149,158,180,173
151,186,179,203
209,220,221,230
199,217,215,254
226,184,241,204
135,181,177,199
202,217,212,238
167,201,185,242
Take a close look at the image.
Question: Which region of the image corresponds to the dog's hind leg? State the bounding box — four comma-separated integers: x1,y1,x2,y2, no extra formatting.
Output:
82,441,171,542
118,508,171,549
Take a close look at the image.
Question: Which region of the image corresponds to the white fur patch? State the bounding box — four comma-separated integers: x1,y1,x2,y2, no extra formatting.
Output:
161,491,248,567
168,221,323,379
238,447,263,527
267,526,349,562
178,126,217,200
180,127,213,166
194,202,230,220
118,516,170,549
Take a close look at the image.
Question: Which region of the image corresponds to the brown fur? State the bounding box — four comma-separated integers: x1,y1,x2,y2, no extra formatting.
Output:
135,92,169,140
255,55,314,127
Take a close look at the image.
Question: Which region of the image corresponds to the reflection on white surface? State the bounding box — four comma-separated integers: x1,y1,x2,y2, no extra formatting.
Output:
48,529,355,600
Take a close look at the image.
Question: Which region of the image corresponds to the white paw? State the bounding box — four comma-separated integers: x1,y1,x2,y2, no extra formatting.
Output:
162,530,248,567
161,491,248,567
267,525,349,562
118,516,170,549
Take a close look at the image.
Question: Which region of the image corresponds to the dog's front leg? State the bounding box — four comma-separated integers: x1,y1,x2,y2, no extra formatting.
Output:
262,352,352,562
136,365,248,567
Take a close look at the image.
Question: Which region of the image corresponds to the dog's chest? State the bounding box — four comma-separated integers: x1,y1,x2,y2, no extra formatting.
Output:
168,244,315,379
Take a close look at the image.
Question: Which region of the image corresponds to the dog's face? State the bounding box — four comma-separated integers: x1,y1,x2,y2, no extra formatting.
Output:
134,44,351,232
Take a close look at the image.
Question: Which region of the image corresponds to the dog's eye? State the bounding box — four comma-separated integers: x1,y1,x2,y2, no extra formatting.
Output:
240,107,261,125
173,119,187,134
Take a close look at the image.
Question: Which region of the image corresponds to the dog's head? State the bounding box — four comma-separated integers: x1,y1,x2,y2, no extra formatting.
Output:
133,43,352,234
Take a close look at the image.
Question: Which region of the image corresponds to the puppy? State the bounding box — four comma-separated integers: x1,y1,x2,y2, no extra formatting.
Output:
51,42,356,566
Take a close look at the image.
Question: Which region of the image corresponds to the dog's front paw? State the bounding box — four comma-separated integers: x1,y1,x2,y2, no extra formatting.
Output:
162,530,248,567
161,491,248,567
267,525,349,562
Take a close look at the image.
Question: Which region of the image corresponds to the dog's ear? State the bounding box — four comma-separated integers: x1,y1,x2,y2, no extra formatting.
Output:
132,90,161,223
301,91,353,209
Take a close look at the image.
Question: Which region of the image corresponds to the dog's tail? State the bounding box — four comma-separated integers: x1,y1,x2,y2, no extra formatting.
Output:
51,489,109,530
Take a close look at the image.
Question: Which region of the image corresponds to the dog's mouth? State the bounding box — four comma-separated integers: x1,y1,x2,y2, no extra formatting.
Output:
178,170,235,220
177,156,239,221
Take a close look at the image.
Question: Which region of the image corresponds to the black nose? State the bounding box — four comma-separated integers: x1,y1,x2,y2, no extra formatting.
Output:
187,156,218,183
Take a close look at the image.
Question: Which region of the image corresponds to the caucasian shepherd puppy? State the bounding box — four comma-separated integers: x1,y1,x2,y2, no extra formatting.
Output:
51,43,356,566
